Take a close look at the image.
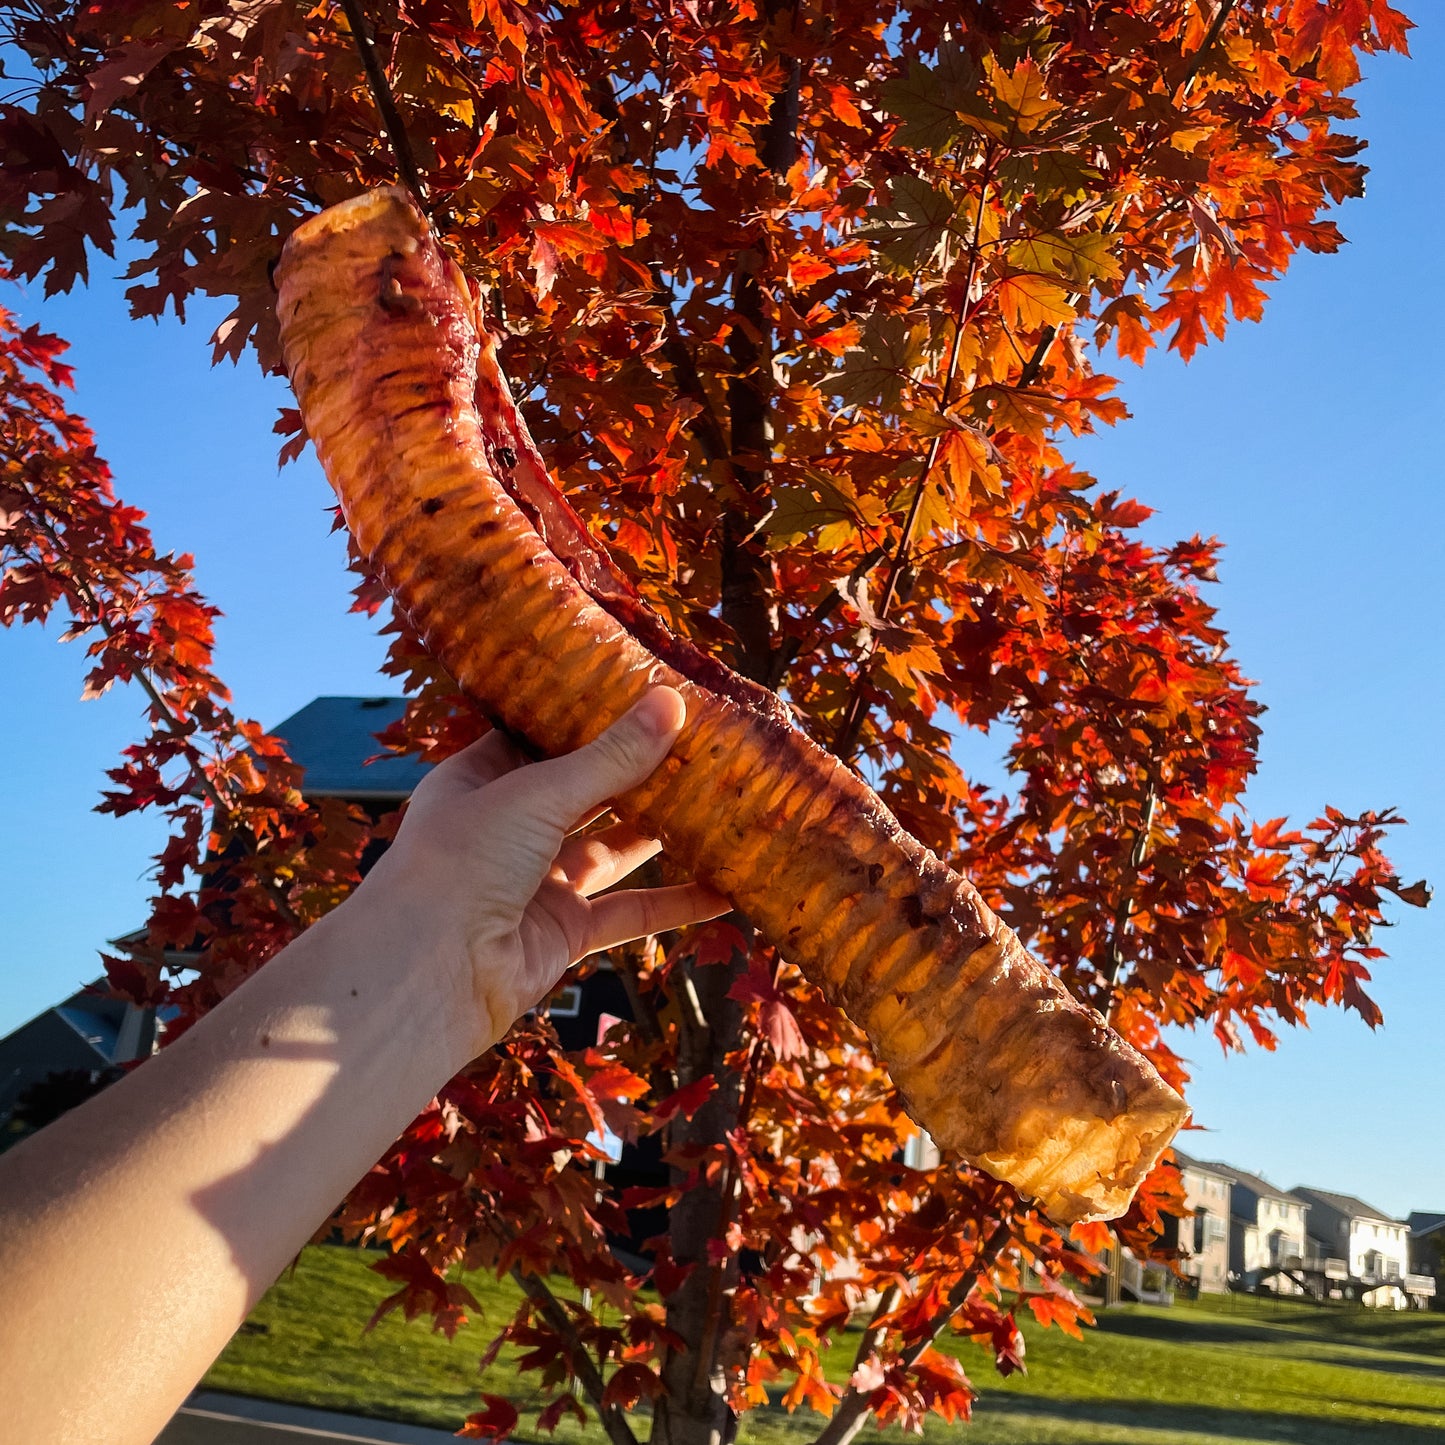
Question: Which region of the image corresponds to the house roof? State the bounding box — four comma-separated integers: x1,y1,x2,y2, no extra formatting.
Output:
1191,1160,1300,1206
0,983,119,1066
0,978,185,1129
1291,1186,1399,1226
53,1001,120,1059
270,696,432,800
1407,1212,1445,1237
1172,1148,1235,1183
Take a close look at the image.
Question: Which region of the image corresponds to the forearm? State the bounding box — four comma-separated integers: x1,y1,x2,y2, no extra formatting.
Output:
0,689,709,1445
0,886,479,1445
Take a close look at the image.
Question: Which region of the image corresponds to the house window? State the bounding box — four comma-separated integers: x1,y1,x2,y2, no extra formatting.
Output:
550,984,583,1018
903,1131,938,1170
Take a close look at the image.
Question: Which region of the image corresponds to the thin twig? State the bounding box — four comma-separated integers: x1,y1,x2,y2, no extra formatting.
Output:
811,1219,1012,1445
338,0,430,208
773,319,1053,697
764,547,886,689
898,1218,1013,1371
645,30,671,211
1105,777,1160,1015
27,510,302,926
1015,325,1058,391
831,157,995,759
512,1268,641,1445
653,283,739,487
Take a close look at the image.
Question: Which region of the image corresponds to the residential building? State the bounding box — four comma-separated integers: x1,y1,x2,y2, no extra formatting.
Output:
1194,1161,1310,1294
1407,1213,1445,1309
0,983,164,1149
1294,1187,1430,1309
1172,1151,1233,1294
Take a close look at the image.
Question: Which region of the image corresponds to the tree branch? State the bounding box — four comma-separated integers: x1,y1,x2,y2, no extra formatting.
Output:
810,1220,1012,1445
512,1267,641,1445
653,286,738,484
896,1219,1014,1372
764,547,887,690
1178,0,1239,97
1015,325,1058,391
596,70,740,508
781,317,1054,700
848,1281,902,1375
614,936,666,1046
654,925,750,1445
338,0,430,209
688,1006,776,1403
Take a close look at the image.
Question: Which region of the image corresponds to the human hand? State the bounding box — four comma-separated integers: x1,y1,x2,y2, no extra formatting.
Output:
364,686,729,1060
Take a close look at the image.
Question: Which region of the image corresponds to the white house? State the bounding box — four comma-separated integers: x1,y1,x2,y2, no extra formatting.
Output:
1199,1162,1310,1294
1292,1187,1419,1309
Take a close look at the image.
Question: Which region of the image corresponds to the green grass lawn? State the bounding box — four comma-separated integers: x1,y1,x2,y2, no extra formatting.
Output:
204,1245,1445,1443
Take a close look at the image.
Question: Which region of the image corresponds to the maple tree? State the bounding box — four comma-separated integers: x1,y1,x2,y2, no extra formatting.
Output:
0,1,1431,1442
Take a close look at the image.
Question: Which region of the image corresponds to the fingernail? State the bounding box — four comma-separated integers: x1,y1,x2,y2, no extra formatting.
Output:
635,688,682,739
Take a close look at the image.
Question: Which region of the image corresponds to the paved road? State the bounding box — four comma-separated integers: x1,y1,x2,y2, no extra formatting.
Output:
158,1393,462,1444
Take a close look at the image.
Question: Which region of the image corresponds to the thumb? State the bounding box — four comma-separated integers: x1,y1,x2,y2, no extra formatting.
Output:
528,687,686,829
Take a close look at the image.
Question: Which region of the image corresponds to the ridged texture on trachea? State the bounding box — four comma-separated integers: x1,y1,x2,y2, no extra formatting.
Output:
275,187,1188,1224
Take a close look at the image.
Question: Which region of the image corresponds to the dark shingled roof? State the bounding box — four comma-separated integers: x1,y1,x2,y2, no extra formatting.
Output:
1408,1212,1445,1237
1292,1186,1400,1226
271,696,432,800
1190,1160,1301,1206
1172,1149,1236,1182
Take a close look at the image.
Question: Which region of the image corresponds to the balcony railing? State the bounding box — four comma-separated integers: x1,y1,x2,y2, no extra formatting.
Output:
1258,1251,1431,1297
1359,1264,1404,1287
1299,1255,1350,1279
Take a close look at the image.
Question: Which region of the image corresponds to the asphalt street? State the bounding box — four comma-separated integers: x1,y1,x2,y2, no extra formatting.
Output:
157,1393,462,1444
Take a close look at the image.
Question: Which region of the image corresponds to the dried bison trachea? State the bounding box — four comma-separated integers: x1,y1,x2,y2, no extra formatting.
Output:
275,188,1187,1224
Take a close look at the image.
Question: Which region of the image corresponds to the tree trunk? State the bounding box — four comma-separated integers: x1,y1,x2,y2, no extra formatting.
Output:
651,935,749,1445
655,23,800,1445
719,35,799,686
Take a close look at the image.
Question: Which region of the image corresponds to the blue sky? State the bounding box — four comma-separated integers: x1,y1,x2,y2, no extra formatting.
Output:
2,16,1440,1218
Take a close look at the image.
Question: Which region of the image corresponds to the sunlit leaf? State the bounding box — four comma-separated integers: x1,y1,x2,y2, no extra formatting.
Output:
858,175,961,272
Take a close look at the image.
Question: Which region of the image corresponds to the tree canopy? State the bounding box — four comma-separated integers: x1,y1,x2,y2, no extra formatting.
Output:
0,1,1427,1441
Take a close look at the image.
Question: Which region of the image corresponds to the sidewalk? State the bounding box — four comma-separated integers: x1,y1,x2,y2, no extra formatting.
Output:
158,1391,464,1444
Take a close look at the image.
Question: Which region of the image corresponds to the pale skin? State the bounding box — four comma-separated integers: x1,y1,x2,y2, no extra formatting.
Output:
0,686,725,1445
